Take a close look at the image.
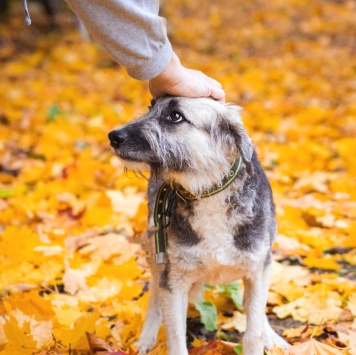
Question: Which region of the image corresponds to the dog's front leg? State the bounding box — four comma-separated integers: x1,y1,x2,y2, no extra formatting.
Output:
160,277,190,355
242,267,269,355
137,272,162,354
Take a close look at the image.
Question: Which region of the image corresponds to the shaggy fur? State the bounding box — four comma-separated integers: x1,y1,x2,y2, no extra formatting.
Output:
108,97,290,355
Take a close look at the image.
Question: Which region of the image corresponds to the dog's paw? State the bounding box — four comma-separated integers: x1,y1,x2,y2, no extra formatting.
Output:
135,337,157,355
264,329,291,350
272,336,291,350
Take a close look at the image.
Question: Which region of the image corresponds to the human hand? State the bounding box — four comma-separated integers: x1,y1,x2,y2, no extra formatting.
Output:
149,53,225,102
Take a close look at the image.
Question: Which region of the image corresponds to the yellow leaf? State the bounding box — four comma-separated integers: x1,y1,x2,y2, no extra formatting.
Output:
191,338,206,348
347,294,356,316
53,307,84,327
62,263,89,295
285,338,344,355
303,250,342,270
147,342,168,355
219,311,246,333
273,286,343,324
55,309,100,350
76,277,122,303
266,344,286,355
3,316,37,354
283,326,324,338
78,233,140,262
106,189,145,218
4,289,55,322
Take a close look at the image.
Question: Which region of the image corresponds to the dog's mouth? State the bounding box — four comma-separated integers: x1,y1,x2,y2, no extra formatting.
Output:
112,149,146,164
111,146,161,171
112,148,140,162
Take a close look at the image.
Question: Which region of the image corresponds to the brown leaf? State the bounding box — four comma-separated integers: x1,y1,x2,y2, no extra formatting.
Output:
189,340,237,355
86,332,118,353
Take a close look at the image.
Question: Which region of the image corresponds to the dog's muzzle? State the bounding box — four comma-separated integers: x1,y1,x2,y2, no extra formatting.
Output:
108,129,128,149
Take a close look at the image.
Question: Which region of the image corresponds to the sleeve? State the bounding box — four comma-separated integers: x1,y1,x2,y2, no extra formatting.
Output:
65,0,173,80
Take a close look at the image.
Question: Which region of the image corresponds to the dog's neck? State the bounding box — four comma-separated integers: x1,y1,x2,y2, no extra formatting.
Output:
165,155,243,196
175,156,242,200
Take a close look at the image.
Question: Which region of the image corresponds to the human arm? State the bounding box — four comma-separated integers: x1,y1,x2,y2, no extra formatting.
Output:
65,0,171,80
65,0,225,101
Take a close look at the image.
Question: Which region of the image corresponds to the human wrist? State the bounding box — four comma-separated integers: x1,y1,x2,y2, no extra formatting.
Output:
150,53,184,86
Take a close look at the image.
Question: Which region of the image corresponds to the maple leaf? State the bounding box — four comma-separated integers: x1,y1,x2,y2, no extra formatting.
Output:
2,316,37,354
285,338,346,355
4,289,55,322
195,301,218,331
273,286,344,324
62,263,89,295
283,326,324,339
189,340,238,355
54,309,100,350
302,250,342,271
266,345,286,355
219,311,246,333
78,233,140,262
347,294,356,317
86,332,119,353
1,1,356,354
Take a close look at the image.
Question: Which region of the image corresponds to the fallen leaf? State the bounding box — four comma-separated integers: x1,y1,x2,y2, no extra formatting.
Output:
86,332,118,353
219,311,246,333
189,340,238,355
285,338,345,355
78,233,140,262
62,262,89,295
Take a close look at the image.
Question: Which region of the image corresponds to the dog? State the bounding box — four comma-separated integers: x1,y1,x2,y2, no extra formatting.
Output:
108,97,290,355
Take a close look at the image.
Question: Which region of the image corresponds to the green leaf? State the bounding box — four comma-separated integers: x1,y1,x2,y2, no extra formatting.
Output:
195,300,217,332
0,186,27,198
48,104,61,122
0,188,15,198
28,152,46,161
234,344,243,354
216,281,243,310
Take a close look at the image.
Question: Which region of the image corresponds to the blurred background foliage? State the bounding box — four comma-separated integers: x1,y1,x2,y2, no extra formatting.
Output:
0,0,355,354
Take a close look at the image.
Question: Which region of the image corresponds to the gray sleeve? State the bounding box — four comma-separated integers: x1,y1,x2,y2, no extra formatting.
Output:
65,0,173,80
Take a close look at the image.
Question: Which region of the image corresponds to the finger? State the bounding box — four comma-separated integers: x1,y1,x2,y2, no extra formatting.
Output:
210,86,225,102
208,77,223,88
196,71,222,88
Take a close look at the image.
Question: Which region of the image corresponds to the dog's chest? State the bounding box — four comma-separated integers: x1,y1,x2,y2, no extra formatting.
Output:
190,198,236,263
168,194,257,282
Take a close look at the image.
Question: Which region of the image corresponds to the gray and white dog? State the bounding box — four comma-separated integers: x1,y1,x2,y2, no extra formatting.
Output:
108,97,289,355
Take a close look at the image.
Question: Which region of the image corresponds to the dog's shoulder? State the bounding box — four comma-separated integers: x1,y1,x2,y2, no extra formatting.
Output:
229,149,276,251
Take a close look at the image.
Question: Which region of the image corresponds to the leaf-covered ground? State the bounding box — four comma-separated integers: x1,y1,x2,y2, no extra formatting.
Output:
0,0,355,354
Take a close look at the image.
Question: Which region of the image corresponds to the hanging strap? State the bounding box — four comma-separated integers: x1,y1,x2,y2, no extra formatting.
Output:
154,182,174,264
23,0,32,25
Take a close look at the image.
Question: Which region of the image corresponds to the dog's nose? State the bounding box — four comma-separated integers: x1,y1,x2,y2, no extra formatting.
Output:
108,130,128,149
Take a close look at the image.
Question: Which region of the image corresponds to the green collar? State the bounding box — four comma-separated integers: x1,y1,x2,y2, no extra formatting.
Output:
154,156,242,264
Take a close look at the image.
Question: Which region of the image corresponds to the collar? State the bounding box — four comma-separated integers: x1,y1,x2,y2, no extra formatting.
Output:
176,156,242,201
154,156,242,264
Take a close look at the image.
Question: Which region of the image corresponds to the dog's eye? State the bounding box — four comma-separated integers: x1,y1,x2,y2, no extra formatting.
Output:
167,112,184,123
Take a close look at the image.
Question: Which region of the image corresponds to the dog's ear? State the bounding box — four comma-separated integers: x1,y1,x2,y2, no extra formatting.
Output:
225,105,254,176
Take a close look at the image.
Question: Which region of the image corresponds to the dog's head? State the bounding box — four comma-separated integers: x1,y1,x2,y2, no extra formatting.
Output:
109,97,253,192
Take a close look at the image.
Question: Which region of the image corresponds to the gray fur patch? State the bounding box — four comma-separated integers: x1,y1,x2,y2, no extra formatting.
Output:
169,205,200,247
159,266,171,291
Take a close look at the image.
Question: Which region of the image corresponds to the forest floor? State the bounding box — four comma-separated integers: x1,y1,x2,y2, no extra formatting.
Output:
0,0,355,354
